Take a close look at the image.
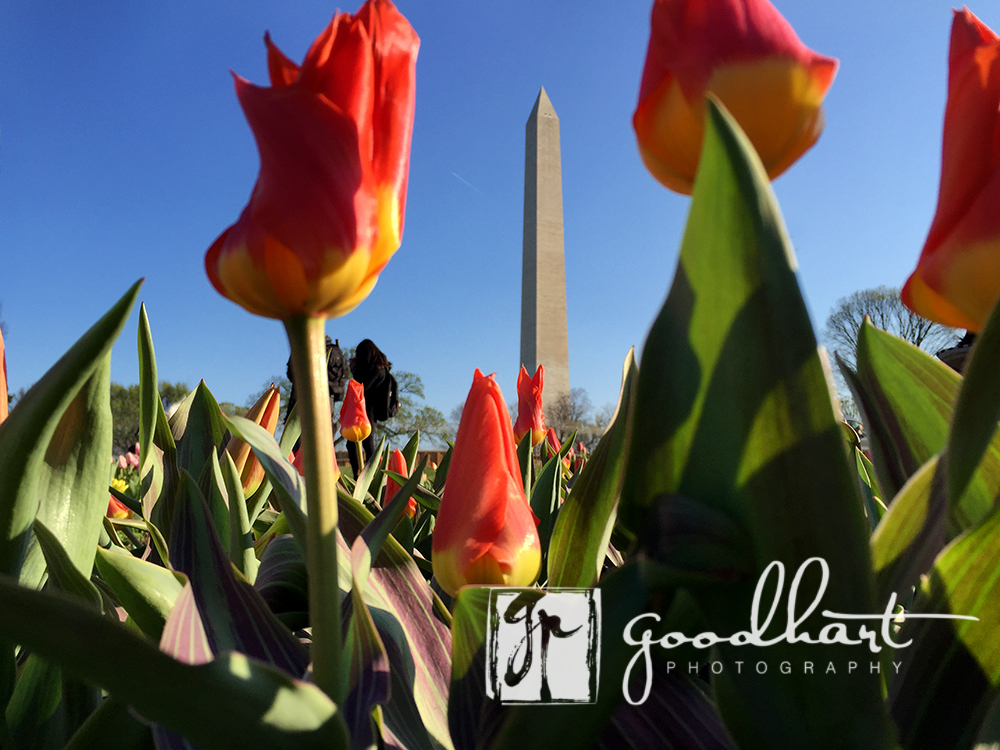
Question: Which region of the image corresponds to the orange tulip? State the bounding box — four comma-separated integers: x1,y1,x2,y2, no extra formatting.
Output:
512,364,545,447
205,0,419,320
385,448,416,518
633,0,837,195
224,384,281,497
0,328,7,425
902,9,1000,331
340,379,372,442
107,497,130,519
432,370,541,596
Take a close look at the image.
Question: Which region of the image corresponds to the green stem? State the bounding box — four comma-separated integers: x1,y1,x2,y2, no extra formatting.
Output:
354,440,366,475
284,316,342,705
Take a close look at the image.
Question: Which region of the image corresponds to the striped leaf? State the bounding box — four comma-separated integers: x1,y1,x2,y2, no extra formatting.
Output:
94,546,184,640
616,100,894,748
168,471,308,678
0,575,349,749
338,494,453,750
890,498,1000,748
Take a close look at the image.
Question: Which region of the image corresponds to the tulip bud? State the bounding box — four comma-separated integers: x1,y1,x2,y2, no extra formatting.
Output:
204,0,419,320
107,497,130,519
385,448,416,518
902,9,1000,331
108,478,131,519
291,445,340,481
432,370,541,596
340,379,372,442
224,384,281,497
512,365,546,446
633,0,837,195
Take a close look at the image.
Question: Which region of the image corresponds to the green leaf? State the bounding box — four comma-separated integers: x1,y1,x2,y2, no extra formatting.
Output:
517,432,532,498
337,493,453,750
5,653,64,750
401,431,421,475
432,444,452,495
0,575,349,749
845,324,961,505
223,450,257,584
342,574,390,748
248,401,301,527
21,354,116,593
0,281,139,583
255,535,308,631
529,454,561,577
33,520,102,609
168,470,309,678
549,347,637,588
94,547,184,640
949,296,1000,514
353,436,387,504
353,457,428,586
224,414,308,550
890,496,1000,749
63,698,153,750
870,455,947,603
168,381,226,493
137,303,158,481
616,99,893,748
199,450,231,554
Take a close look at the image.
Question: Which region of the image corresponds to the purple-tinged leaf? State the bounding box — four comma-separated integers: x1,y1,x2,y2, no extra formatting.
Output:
169,470,308,678
338,493,453,750
598,661,735,750
160,583,212,666
342,579,391,750
0,574,349,749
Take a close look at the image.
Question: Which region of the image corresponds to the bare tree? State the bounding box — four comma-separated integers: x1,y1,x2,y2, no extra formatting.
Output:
546,388,593,443
824,286,959,369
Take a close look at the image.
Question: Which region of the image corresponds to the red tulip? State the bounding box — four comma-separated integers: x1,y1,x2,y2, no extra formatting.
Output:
340,379,372,442
224,384,281,497
0,329,7,425
633,0,837,195
205,0,419,320
545,427,562,456
385,448,416,517
291,444,340,481
512,364,546,447
107,496,130,520
902,9,1000,331
432,370,541,596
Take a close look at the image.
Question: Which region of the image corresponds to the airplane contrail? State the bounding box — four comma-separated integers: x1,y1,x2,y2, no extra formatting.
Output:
451,171,483,194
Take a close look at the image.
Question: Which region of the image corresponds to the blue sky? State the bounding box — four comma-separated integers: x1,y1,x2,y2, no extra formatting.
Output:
1,1,993,420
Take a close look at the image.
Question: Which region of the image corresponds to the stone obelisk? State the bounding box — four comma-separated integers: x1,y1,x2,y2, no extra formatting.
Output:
520,87,570,402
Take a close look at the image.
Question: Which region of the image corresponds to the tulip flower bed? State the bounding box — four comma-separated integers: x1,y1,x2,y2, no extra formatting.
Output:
2,1,1000,749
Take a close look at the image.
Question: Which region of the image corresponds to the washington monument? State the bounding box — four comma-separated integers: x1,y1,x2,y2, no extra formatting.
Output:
520,87,570,403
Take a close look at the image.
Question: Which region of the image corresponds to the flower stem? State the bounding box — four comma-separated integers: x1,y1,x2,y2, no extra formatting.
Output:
354,440,366,475
284,315,342,705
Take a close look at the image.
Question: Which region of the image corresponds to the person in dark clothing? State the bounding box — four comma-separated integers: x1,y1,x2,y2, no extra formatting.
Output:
285,335,351,431
346,339,391,477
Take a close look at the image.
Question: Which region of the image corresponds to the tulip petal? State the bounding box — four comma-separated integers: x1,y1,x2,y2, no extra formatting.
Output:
903,9,1000,330
634,0,836,194
923,10,1000,255
264,32,299,87
433,370,540,595
205,0,418,321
